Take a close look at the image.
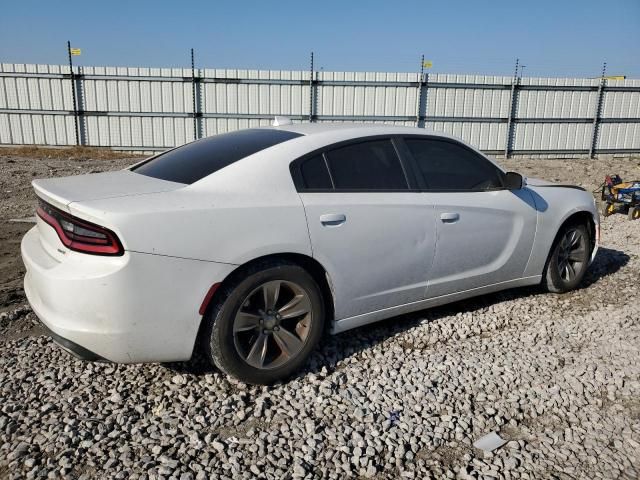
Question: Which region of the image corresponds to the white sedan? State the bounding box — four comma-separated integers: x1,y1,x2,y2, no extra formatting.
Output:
22,123,599,384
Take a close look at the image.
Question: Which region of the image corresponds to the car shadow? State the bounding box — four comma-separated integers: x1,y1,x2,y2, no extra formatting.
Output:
579,246,630,289
165,246,629,380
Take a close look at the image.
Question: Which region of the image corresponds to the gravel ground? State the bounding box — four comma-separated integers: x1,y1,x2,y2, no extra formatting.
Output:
0,148,639,479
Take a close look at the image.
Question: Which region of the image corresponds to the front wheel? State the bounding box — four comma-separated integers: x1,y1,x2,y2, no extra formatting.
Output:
602,202,616,217
202,260,325,384
542,223,591,293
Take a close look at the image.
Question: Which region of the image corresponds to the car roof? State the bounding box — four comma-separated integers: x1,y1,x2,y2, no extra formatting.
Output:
264,122,461,141
189,122,506,191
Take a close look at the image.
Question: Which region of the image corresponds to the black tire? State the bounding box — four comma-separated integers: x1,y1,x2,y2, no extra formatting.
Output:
202,259,325,384
542,222,591,293
629,207,640,221
602,202,615,217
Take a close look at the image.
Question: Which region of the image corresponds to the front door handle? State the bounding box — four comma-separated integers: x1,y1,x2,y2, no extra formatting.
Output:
440,212,460,223
320,213,346,227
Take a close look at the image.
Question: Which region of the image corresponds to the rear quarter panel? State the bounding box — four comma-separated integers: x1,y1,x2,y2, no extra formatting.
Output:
523,186,598,277
67,168,312,265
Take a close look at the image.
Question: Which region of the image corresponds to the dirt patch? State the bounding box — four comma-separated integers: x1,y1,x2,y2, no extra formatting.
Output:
1,312,46,341
0,222,32,313
417,444,470,471
0,148,142,223
501,155,640,195
0,145,144,161
0,147,146,313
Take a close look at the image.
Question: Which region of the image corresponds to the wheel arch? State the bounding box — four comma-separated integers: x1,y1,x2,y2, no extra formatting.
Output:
542,209,597,276
557,210,597,250
192,252,335,358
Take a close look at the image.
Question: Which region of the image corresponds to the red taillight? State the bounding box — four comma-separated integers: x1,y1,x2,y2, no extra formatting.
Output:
36,200,124,256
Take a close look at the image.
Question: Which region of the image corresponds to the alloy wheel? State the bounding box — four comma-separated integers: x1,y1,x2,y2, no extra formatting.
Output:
556,228,587,282
232,280,312,369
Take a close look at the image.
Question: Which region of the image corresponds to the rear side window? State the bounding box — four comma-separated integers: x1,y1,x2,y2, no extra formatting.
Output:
133,129,302,184
300,155,333,189
325,140,408,190
404,138,504,191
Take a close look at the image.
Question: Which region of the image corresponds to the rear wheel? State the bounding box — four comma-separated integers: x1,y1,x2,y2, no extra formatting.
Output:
202,260,325,384
542,223,591,293
629,207,640,221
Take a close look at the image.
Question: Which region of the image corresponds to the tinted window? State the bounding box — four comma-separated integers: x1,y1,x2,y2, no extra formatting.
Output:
301,155,333,189
405,138,503,191
325,140,408,190
133,129,302,184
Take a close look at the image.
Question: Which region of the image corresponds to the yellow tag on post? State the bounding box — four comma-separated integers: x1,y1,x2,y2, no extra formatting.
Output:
70,48,81,56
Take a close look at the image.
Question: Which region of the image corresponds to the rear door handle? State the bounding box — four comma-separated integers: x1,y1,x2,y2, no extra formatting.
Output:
440,212,460,223
320,213,346,227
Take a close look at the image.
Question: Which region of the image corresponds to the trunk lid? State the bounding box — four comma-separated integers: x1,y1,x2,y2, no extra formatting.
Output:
32,170,184,211
32,170,184,260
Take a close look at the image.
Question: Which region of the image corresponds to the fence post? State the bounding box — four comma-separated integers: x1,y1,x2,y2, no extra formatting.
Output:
76,66,86,145
503,80,519,158
503,59,520,158
504,85,521,158
589,63,607,159
191,48,202,140
415,56,429,128
308,52,316,122
66,41,80,146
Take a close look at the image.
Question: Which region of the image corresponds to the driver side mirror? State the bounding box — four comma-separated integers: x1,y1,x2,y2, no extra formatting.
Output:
504,171,525,190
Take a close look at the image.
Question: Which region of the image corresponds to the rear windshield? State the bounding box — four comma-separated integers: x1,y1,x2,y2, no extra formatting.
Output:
132,129,302,184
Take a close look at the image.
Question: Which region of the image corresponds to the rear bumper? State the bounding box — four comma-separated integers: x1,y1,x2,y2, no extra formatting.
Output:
40,322,107,361
22,226,237,363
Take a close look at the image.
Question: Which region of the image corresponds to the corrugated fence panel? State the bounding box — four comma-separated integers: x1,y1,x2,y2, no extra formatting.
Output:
430,74,513,85
428,87,511,118
522,77,598,117
84,116,193,148
516,90,596,118
1,63,639,154
317,72,418,118
425,121,506,151
0,113,75,145
202,69,309,116
317,119,416,127
597,123,640,150
203,118,273,136
1,65,73,111
427,74,512,119
82,66,193,113
513,123,592,151
601,91,640,118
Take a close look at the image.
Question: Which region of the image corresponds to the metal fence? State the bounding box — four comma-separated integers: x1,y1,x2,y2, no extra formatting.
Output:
1,62,639,156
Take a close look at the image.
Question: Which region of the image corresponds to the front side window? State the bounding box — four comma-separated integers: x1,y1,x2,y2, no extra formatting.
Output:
404,138,504,191
133,129,302,184
325,140,408,190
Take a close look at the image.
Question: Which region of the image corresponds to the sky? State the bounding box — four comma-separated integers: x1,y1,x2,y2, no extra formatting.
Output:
0,0,639,78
